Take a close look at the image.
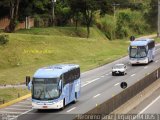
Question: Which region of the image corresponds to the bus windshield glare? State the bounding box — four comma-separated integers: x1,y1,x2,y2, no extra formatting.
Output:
32,78,60,100
130,46,147,58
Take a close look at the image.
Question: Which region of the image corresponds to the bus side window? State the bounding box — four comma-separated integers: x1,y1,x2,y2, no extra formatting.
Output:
64,72,68,85
77,68,80,78
74,69,77,79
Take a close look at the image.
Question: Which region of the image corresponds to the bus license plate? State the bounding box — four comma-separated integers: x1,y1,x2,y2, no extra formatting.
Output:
43,106,48,109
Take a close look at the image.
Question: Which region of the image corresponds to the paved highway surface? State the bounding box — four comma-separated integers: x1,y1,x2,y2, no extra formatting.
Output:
0,44,160,120
128,83,160,120
129,86,160,114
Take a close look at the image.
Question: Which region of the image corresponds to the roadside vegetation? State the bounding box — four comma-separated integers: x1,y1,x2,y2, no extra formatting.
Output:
0,27,129,85
0,88,30,104
96,9,151,40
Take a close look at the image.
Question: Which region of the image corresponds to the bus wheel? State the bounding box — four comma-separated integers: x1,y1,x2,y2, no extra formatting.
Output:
112,72,114,76
61,99,65,110
122,72,125,76
37,109,43,112
146,58,149,65
73,92,77,104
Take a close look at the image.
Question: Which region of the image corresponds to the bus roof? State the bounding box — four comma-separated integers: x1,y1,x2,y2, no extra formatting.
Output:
33,64,79,78
130,38,154,46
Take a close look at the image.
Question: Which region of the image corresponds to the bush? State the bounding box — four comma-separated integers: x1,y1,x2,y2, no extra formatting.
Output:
34,14,52,27
96,14,116,40
116,9,150,39
0,34,9,45
55,7,72,26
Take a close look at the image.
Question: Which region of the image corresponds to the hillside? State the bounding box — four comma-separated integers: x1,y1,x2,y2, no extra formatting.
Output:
0,27,130,85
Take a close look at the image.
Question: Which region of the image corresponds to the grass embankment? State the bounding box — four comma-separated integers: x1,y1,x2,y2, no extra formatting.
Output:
155,37,160,42
0,27,129,85
0,27,159,103
0,88,30,103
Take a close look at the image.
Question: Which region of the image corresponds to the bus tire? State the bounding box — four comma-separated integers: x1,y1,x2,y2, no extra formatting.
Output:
73,92,77,104
61,99,65,110
37,109,43,112
122,72,125,76
112,72,114,76
146,58,149,64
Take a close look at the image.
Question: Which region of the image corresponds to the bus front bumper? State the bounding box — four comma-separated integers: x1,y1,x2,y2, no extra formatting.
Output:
32,99,63,109
130,58,148,64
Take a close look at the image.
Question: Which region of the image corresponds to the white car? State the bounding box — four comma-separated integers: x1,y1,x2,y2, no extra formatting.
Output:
112,64,127,76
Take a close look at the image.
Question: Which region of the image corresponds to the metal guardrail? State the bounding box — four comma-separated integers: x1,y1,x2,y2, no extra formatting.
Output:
0,99,5,104
0,93,21,105
75,67,160,119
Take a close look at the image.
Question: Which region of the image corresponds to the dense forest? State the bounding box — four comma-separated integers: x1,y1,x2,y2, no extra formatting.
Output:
0,0,158,39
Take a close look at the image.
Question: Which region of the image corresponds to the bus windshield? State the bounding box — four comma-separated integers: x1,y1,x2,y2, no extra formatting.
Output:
130,46,147,58
32,78,60,100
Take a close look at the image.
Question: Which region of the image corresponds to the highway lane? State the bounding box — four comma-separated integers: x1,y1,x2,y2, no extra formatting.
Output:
5,45,160,120
129,85,160,114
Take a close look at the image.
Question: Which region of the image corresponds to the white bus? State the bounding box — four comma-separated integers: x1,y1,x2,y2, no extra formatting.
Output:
27,64,81,110
129,38,155,65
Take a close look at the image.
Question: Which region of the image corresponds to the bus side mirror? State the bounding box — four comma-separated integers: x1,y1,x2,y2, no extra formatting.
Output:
26,76,30,86
130,36,135,41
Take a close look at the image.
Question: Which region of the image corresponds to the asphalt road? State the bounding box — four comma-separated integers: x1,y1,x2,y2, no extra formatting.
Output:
129,86,160,114
128,83,160,120
1,44,160,120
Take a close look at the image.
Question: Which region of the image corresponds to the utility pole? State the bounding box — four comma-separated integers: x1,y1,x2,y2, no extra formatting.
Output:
158,0,160,37
113,3,120,19
51,0,56,25
112,3,120,39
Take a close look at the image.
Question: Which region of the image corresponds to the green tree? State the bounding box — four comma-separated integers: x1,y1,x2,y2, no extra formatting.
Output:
55,0,71,26
69,0,100,38
69,0,82,30
146,0,158,29
0,0,20,32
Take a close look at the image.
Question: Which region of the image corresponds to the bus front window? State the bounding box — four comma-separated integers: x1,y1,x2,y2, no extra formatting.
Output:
32,78,60,100
130,46,147,58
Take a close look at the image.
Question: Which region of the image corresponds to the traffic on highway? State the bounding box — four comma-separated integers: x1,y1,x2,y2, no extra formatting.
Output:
0,1,160,120
8,38,158,120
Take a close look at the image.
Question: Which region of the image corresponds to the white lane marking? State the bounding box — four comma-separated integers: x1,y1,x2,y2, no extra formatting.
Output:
93,94,101,98
101,76,104,78
0,111,23,114
81,83,90,87
81,78,100,87
105,73,109,75
133,95,160,120
139,95,160,114
66,107,76,113
0,114,18,119
109,72,112,74
144,66,148,69
88,78,100,83
131,74,135,77
155,47,160,52
18,102,31,105
4,108,29,111
10,109,34,120
11,105,31,107
114,83,120,86
155,60,159,63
